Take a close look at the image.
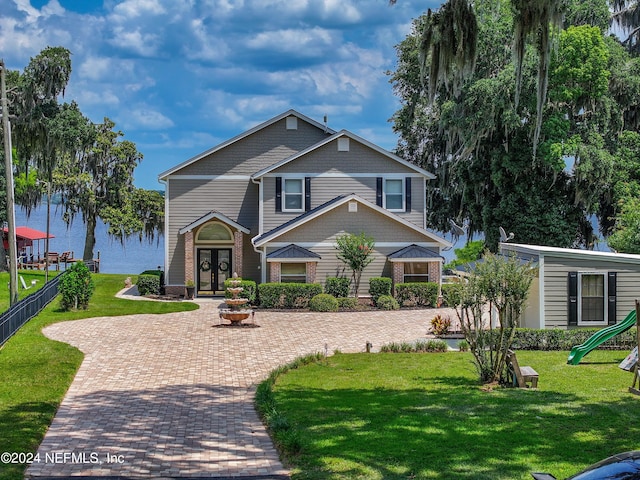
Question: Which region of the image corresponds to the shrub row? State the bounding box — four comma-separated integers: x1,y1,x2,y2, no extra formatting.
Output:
506,327,638,351
258,283,323,309
395,282,438,307
224,278,257,304
380,339,449,353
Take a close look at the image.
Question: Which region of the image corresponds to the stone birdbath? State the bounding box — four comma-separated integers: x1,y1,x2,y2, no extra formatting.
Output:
219,273,254,325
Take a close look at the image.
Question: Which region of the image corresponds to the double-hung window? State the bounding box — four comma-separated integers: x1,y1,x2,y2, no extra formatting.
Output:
384,178,404,211
283,178,304,212
281,263,307,283
404,262,430,283
579,273,606,325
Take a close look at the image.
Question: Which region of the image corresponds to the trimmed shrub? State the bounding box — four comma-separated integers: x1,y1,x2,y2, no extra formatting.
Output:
458,339,470,352
505,327,638,351
137,274,161,296
59,262,95,310
258,283,323,309
324,277,350,298
395,282,438,307
140,269,163,281
369,277,392,305
441,282,463,307
309,293,339,312
376,294,399,310
223,278,257,304
337,297,358,310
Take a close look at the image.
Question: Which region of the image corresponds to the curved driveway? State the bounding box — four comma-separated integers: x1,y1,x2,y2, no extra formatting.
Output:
25,298,450,479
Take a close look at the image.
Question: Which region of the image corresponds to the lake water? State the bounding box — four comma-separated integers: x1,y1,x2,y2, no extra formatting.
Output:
15,205,164,274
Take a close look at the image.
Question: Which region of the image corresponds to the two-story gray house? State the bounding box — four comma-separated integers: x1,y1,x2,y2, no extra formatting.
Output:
159,110,451,297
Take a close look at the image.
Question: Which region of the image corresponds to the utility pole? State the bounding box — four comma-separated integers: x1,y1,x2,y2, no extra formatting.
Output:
1,59,19,305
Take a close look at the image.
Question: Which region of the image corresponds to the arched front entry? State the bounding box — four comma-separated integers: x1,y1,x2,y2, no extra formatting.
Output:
195,222,234,295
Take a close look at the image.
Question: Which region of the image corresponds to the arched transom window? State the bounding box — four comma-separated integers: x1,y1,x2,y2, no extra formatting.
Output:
196,222,233,243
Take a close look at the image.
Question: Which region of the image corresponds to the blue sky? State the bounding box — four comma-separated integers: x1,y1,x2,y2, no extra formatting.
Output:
2,0,438,190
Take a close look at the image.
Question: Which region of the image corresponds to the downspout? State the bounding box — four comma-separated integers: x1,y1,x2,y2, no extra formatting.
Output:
158,177,169,279
251,175,267,283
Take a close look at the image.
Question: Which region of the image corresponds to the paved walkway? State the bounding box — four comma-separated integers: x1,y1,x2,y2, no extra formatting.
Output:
25,297,451,479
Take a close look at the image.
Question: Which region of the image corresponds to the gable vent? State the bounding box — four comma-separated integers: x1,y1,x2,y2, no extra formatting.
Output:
348,201,358,212
286,116,298,130
338,137,350,151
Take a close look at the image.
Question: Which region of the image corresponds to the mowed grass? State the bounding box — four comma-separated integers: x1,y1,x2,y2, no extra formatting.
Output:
0,274,198,480
272,350,640,480
0,270,58,312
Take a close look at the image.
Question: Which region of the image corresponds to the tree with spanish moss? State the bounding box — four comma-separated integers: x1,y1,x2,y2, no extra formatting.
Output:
390,0,640,250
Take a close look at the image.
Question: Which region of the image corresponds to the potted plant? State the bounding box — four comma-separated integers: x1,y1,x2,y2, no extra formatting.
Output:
185,280,195,299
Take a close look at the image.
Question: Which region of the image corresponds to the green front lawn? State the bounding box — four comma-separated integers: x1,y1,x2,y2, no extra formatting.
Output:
0,270,58,312
271,350,640,480
0,274,198,480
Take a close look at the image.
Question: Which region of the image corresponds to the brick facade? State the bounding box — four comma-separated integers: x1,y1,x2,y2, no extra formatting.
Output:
233,231,243,278
184,230,194,284
428,261,441,283
392,262,404,285
306,262,317,283
269,262,281,283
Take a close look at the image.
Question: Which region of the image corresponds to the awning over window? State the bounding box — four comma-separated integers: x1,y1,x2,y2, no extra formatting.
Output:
388,244,443,262
266,244,321,262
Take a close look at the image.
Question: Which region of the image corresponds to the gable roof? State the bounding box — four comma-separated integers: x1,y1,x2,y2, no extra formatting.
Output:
179,211,250,235
158,110,336,180
251,129,436,180
500,243,640,265
266,244,322,261
388,244,444,262
252,194,452,248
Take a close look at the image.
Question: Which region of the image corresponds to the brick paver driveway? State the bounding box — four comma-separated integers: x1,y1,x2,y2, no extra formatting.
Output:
26,299,449,479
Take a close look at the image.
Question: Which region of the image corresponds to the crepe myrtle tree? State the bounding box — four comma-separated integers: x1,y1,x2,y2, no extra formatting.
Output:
451,252,535,385
335,232,375,297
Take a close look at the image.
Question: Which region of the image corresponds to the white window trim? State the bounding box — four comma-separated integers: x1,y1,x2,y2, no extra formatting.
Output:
383,177,405,213
282,178,305,213
577,272,608,326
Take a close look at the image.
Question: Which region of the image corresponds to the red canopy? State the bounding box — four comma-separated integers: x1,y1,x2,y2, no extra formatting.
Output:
3,226,55,251
9,227,55,241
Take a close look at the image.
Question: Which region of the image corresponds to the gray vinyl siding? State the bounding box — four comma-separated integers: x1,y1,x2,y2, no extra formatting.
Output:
272,201,436,244
262,176,425,232
275,139,417,174
166,178,259,284
267,244,396,294
542,256,640,329
171,119,330,176
263,201,440,291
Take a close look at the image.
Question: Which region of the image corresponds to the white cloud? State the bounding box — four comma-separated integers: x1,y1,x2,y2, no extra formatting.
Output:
71,88,121,108
127,107,174,130
111,0,166,19
183,18,229,62
78,56,112,81
245,27,336,57
108,26,160,56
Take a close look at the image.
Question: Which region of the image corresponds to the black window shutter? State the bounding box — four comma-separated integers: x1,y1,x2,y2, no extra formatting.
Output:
305,177,311,212
405,177,412,212
275,177,282,212
376,177,383,207
568,271,578,326
608,272,617,325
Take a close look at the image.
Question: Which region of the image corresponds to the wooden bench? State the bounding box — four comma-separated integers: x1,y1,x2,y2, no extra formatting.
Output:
506,349,539,388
